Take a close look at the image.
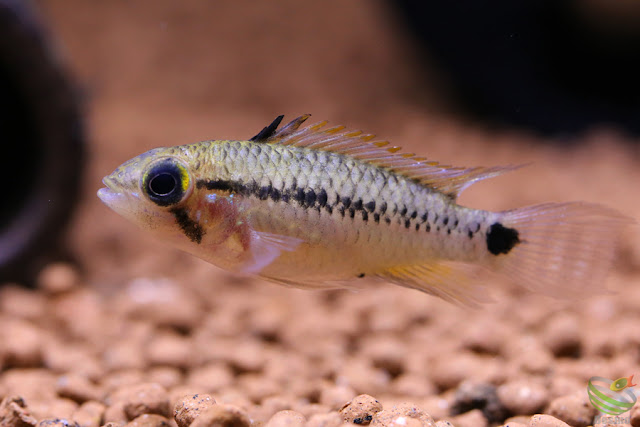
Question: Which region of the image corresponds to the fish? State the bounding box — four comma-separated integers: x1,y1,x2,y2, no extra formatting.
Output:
97,114,632,305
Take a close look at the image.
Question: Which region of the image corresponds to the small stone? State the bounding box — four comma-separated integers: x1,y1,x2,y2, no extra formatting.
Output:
542,315,582,358
71,401,106,427
189,404,250,427
319,385,356,411
264,410,305,427
451,381,508,424
502,415,531,425
125,414,171,427
37,263,81,294
371,403,436,427
339,394,383,425
173,394,216,427
56,374,103,404
528,414,571,427
1,321,44,367
631,404,640,426
434,422,455,427
499,422,527,427
497,380,548,415
447,409,487,427
109,383,169,420
0,396,37,427
36,420,79,427
545,393,596,427
305,412,343,427
102,402,127,425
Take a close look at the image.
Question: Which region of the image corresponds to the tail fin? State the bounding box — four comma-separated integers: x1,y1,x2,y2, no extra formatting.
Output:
494,202,634,299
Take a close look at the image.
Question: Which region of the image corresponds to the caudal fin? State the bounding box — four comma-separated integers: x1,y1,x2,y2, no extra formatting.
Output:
494,202,634,299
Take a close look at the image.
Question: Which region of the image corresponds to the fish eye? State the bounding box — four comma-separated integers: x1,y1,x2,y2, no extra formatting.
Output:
142,159,191,206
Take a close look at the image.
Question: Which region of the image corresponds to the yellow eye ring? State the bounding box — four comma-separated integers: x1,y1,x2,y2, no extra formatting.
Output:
141,158,192,206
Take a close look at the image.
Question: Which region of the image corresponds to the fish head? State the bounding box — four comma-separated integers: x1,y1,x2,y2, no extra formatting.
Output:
98,146,197,235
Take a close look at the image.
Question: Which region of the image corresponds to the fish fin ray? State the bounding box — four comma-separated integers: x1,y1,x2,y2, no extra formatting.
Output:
240,231,304,274
264,115,521,198
250,115,285,142
491,202,634,299
376,261,493,307
259,276,359,291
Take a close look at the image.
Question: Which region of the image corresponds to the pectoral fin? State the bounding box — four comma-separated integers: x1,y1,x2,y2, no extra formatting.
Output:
240,231,304,274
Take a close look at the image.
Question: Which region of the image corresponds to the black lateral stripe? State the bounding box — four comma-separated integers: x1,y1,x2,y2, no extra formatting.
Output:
195,178,426,227
170,207,205,244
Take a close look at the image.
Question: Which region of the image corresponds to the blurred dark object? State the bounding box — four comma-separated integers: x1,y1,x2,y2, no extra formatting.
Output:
0,0,84,285
390,0,640,137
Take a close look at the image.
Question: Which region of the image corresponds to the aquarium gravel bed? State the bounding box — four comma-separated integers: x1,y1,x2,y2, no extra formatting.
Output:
2,1,640,426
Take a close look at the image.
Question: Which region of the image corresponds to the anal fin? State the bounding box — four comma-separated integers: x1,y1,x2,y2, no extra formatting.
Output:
376,261,493,307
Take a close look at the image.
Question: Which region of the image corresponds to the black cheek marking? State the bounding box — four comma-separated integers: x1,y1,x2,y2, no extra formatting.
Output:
380,202,387,215
486,222,521,255
385,217,391,225
353,199,363,211
404,219,411,229
317,189,328,207
374,213,380,223
305,189,317,206
400,206,408,217
362,211,369,222
357,273,365,278
365,201,376,212
170,208,205,244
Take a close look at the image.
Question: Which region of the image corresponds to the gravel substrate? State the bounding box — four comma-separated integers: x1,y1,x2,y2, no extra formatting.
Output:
3,2,640,427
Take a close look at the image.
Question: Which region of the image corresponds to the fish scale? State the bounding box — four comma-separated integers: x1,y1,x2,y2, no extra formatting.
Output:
98,114,632,305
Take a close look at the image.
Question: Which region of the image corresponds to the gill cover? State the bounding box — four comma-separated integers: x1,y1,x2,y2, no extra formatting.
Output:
142,158,192,207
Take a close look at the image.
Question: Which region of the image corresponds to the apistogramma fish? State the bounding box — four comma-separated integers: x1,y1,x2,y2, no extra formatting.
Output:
98,115,632,305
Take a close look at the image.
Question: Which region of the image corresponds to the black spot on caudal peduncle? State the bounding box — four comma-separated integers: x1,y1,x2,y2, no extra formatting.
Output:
486,222,520,255
170,207,205,244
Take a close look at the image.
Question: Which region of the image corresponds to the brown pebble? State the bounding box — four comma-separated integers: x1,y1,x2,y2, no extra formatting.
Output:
189,404,250,427
37,263,81,294
545,393,596,427
1,320,44,367
145,332,194,369
318,384,356,411
29,399,78,421
71,401,106,427
0,396,37,427
497,380,548,415
56,374,103,404
542,315,582,358
125,414,171,427
447,409,487,427
305,412,343,427
499,423,527,427
339,394,383,425
36,419,80,427
264,410,305,427
371,403,436,427
102,402,127,425
528,414,571,427
173,394,216,427
630,404,640,426
109,383,169,420
502,415,531,425
434,421,454,427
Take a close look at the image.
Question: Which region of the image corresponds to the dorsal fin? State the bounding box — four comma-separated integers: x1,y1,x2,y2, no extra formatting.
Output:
250,115,284,142
260,114,522,199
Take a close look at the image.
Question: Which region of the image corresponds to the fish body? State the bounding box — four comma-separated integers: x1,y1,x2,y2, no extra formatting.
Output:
98,115,631,304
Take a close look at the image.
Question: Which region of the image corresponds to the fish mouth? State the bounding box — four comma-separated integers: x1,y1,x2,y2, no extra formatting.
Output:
97,176,125,207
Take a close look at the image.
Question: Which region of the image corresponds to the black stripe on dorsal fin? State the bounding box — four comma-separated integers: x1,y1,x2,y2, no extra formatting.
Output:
250,115,284,142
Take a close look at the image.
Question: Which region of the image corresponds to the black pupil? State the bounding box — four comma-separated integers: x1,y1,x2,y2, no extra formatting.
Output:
149,172,177,196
